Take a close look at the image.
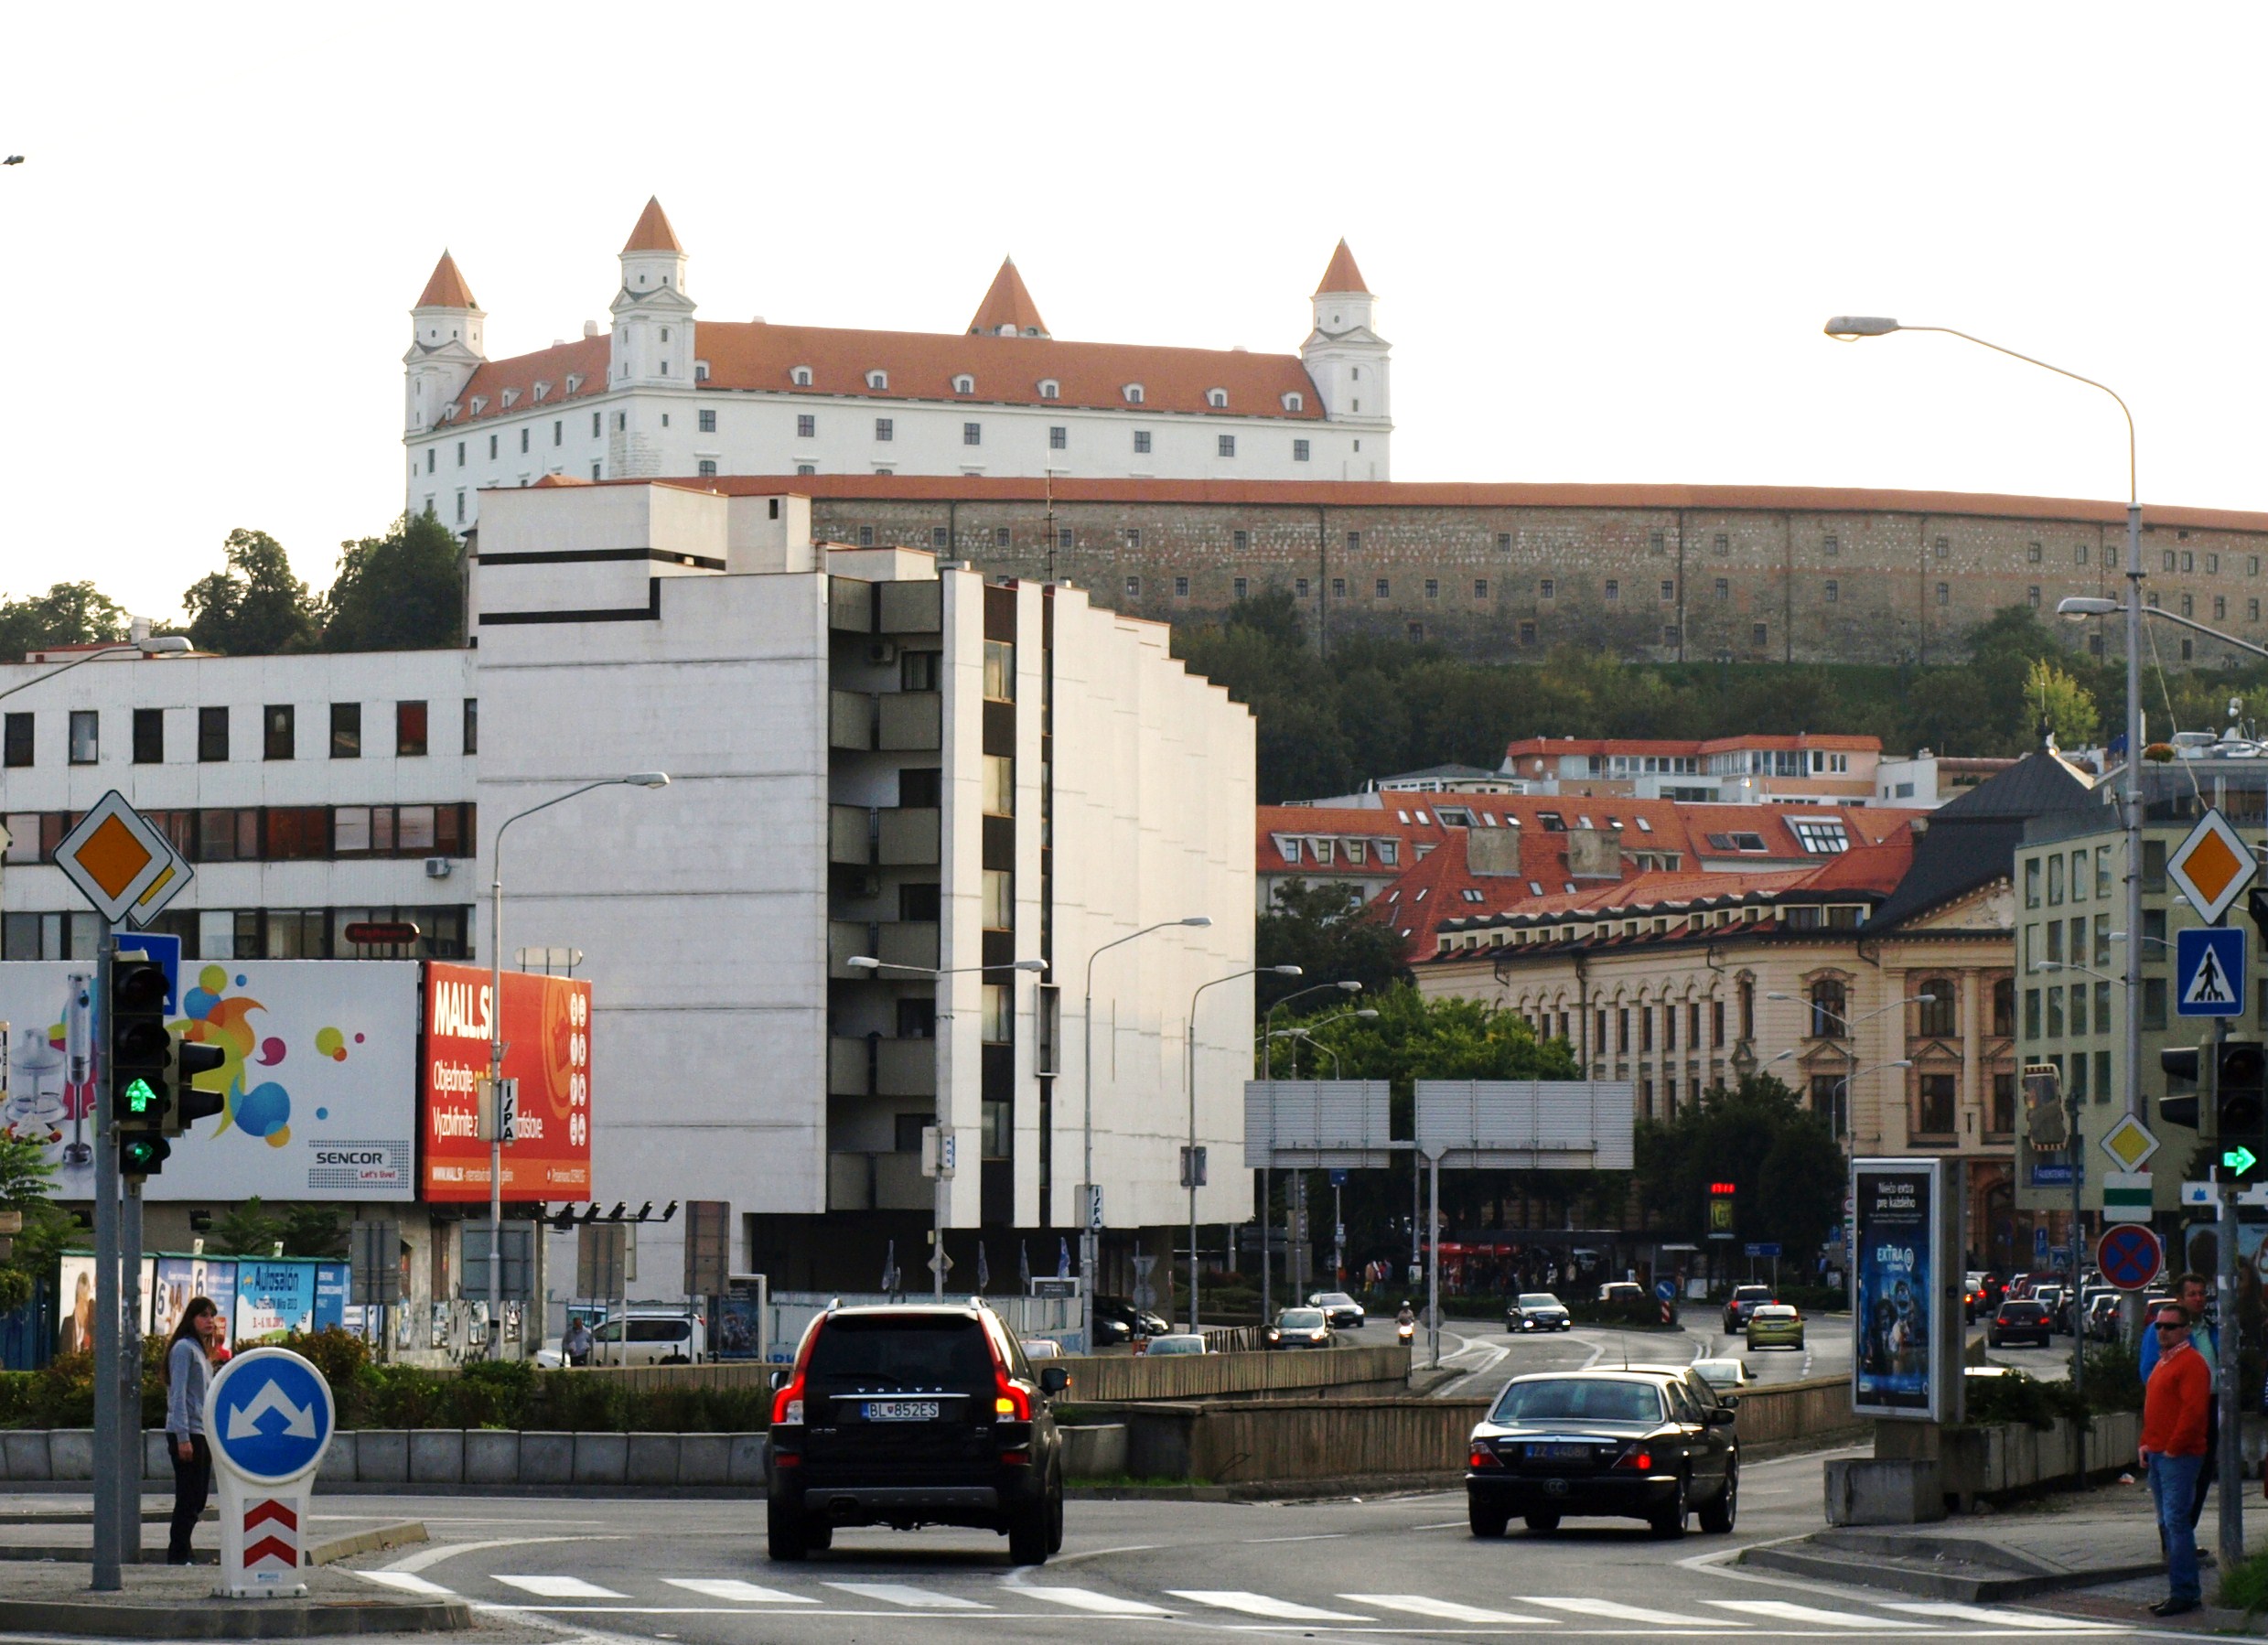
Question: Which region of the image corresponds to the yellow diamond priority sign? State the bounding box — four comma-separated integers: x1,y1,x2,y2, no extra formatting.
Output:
53,791,190,924
2166,808,2257,926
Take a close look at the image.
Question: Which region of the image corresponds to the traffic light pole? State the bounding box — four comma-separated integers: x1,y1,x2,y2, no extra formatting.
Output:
91,918,120,1592
2214,1013,2243,1575
121,1179,142,1564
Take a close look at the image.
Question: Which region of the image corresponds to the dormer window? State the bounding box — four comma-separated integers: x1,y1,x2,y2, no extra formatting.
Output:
866,370,888,390
468,396,488,415
952,373,975,394
564,375,583,394
532,381,551,402
500,388,520,408
1037,379,1060,400
693,361,709,382
1123,383,1145,404
1206,388,1229,408
442,403,459,421
1281,391,1304,412
790,366,813,387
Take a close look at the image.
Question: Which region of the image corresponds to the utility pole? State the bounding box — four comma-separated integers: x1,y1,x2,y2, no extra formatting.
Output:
91,919,119,1591
2212,1015,2242,1574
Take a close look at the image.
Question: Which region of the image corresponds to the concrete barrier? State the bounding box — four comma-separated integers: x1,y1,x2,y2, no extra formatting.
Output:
1726,1374,1861,1447
359,1430,409,1484
410,1429,464,1485
465,1430,520,1485
574,1431,629,1485
48,1431,91,1480
1059,1424,1129,1479
680,1433,731,1486
627,1434,678,1486
1825,1458,1946,1525
521,1432,574,1486
1,1433,44,1481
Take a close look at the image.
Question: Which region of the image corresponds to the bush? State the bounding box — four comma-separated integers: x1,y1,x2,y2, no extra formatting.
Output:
2220,1550,2268,1616
2082,1337,2144,1413
1565,1297,1669,1329
1963,1369,2087,1429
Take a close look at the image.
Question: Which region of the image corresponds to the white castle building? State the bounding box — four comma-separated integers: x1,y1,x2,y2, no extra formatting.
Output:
404,200,1392,528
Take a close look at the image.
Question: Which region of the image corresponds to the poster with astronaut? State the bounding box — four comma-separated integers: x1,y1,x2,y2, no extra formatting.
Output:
1853,1158,1942,1421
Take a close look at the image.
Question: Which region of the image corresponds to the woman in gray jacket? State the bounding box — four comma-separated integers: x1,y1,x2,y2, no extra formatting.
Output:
164,1297,222,1564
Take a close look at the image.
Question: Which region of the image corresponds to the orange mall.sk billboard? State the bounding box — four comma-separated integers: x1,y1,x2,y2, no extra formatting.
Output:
421,963,592,1202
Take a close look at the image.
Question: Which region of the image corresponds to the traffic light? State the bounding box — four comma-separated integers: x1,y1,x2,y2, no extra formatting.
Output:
165,1027,227,1137
2161,1043,2203,1131
2220,1039,2267,1180
109,959,172,1179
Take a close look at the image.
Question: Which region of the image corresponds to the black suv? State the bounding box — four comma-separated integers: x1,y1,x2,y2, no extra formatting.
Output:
766,1302,1069,1564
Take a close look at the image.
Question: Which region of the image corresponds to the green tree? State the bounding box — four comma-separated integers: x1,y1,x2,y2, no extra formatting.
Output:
282,1204,349,1259
0,582,128,661
1633,1074,1843,1253
322,512,465,651
0,1133,67,1317
210,1196,287,1258
2026,657,2101,747
1255,877,1412,1014
182,530,319,656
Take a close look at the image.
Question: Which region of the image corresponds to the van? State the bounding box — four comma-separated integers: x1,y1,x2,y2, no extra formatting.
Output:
539,1308,707,1367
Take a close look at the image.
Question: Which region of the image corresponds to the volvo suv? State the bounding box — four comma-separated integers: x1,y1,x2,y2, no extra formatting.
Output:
765,1301,1068,1564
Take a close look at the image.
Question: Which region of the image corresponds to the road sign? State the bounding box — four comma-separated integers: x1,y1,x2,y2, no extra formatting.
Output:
1654,1279,1677,1301
2168,810,2259,926
2177,927,2247,1017
1743,1242,1781,1257
1329,1169,1348,1187
1085,1185,1104,1231
2102,1169,2154,1221
113,931,180,1010
52,791,187,923
2097,1223,2165,1292
2100,1113,2160,1172
2034,1224,2049,1256
204,1348,334,1600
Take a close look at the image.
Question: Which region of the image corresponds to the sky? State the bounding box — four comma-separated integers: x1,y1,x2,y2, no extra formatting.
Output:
4,5,2261,621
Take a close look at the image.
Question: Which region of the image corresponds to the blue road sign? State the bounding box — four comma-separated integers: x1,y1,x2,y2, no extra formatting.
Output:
2177,927,2246,1017
1328,1169,1348,1188
205,1348,334,1486
113,930,180,1013
2097,1223,2164,1292
2034,1225,2049,1257
1654,1279,1677,1301
1743,1242,1781,1258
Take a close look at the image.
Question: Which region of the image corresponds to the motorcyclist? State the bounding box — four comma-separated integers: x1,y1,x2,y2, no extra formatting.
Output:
1395,1301,1416,1340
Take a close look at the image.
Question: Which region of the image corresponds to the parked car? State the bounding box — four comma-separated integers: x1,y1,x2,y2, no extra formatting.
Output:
1091,1296,1172,1346
1508,1292,1574,1333
1263,1307,1335,1350
764,1299,1068,1564
1690,1358,1752,1393
1144,1333,1207,1355
2086,1291,2123,1341
1021,1339,1065,1360
1744,1305,1804,1350
1598,1282,1647,1306
1307,1291,1367,1329
1465,1368,1738,1538
1722,1285,1774,1335
1963,1272,1987,1322
1987,1299,2053,1349
534,1308,705,1368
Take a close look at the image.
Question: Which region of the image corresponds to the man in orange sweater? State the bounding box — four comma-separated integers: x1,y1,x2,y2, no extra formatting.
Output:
2140,1301,2211,1617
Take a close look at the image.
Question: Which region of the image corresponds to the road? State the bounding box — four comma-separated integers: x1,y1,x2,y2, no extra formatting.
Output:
336,1449,2155,1642
1427,1305,1854,1403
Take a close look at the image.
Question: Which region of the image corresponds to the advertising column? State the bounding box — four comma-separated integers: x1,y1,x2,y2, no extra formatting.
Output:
1851,1158,1945,1423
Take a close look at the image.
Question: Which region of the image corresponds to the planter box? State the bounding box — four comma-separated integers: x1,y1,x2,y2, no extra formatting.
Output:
358,1430,409,1484
411,1429,465,1485
48,1430,92,1480
626,1434,679,1487
521,1432,574,1486
465,1430,520,1486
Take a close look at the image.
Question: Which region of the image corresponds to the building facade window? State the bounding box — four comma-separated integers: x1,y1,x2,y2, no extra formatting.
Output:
131,708,163,765
698,409,716,433
4,712,32,769
963,422,982,446
1809,978,1845,1038
876,418,894,441
1914,1073,1957,1137
798,414,816,439
264,704,295,761
1048,425,1067,450
197,706,228,763
68,710,97,765
329,703,360,758
1134,430,1151,454
1218,435,1236,457
1293,439,1310,462
1915,982,1957,1038
396,701,428,758
462,697,478,756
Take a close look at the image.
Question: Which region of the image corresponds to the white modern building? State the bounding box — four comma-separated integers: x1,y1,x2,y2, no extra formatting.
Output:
0,482,1256,1320
405,200,1392,530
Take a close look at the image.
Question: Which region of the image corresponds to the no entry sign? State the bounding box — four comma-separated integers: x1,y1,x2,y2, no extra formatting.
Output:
2097,1223,2165,1292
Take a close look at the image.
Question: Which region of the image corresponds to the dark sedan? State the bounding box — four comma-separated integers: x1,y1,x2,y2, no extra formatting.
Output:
1507,1292,1573,1333
1466,1369,1737,1538
1263,1307,1335,1350
1987,1299,2052,1349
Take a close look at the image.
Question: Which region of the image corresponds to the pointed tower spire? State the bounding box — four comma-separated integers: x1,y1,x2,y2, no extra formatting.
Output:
621,196,684,254
414,250,478,310
1314,239,1370,296
968,256,1049,338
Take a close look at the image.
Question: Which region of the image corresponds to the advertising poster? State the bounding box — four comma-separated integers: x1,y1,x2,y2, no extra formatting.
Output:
1852,1160,1940,1420
715,1291,766,1360
56,1254,158,1352
236,1260,317,1342
0,962,419,1201
315,1262,349,1332
422,963,593,1203
153,1256,241,1349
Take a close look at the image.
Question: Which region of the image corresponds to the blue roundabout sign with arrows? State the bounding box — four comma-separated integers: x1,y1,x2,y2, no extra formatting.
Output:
203,1347,335,1487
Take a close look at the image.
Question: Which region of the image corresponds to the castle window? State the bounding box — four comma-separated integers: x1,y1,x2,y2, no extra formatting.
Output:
1714,532,1728,553
2027,541,2042,563
520,428,529,453
661,328,670,342
994,527,1011,547
876,417,894,441
1752,622,1768,646
618,413,628,431
1332,577,1347,597
489,434,498,458
1541,578,1555,600
798,414,816,439
1134,430,1152,454
1294,438,1310,462
1048,425,1067,450
1935,536,1951,558
455,441,465,467
1037,380,1059,399
1822,534,1839,556
1375,578,1390,598
470,397,488,415
797,464,815,476
698,460,717,478
2031,586,2044,607
553,419,563,446
1605,579,1620,601
1234,577,1250,599
455,490,465,523
932,527,951,549
1661,579,1675,602
790,366,813,386
1937,583,1950,606
1233,530,1249,552
1824,579,1838,603
1475,578,1489,598
591,412,600,436
699,409,716,433
591,462,601,479
1206,388,1228,408
659,360,669,375
1347,530,1360,552
1296,577,1310,598
964,422,983,446
866,370,888,390
1123,384,1144,404
693,361,708,382
2077,543,2090,564
1218,435,1237,457
532,382,550,402
1714,577,1727,599
858,526,875,547
1126,576,1141,598
1175,576,1190,597
425,449,435,473
953,374,976,394
1282,392,1303,412
1407,623,1424,641
1126,528,1142,549
1424,578,1439,599
1520,620,1536,644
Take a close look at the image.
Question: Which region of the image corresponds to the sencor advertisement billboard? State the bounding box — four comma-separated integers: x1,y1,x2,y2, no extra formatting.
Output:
0,961,418,1202
420,963,592,1203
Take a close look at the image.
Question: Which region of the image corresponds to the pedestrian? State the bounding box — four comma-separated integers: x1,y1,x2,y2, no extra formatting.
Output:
164,1296,222,1565
2140,1300,2211,1618
564,1316,594,1368
2140,1272,2218,1533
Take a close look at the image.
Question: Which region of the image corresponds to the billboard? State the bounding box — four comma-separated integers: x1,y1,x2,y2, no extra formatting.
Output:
421,963,592,1202
1851,1159,1944,1421
0,962,418,1201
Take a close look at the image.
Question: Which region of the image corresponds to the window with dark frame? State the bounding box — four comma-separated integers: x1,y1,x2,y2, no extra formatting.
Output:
68,710,97,765
132,708,163,765
329,702,361,758
396,701,429,758
264,704,295,760
3,713,29,769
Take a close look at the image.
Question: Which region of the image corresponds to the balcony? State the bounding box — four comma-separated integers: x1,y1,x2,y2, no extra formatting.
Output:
827,1150,930,1211
829,804,874,865
828,1036,939,1098
879,580,942,635
830,691,874,750
830,576,874,633
878,807,940,866
878,691,941,751
828,920,941,978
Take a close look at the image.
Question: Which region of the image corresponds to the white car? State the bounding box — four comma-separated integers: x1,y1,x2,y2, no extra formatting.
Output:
1690,1357,1752,1393
1021,1338,1066,1360
1144,1333,1207,1355
536,1309,706,1367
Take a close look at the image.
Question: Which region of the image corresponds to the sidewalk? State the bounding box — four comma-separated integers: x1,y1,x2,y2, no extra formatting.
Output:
1745,1475,2267,1634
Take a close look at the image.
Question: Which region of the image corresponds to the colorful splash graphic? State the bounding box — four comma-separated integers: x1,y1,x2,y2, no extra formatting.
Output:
178,964,362,1147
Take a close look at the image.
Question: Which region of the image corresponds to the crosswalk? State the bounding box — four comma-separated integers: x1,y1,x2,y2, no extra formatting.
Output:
360,1565,2132,1634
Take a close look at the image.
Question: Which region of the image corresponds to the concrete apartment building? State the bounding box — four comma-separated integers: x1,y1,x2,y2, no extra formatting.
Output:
0,481,1255,1321
1499,734,1881,806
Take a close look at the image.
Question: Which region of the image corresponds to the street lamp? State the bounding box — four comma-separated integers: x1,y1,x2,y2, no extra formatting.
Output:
1830,1059,1915,1150
1257,978,1364,1315
849,954,1045,1296
1826,315,2144,1141
2058,596,2268,665
488,771,669,1356
1183,964,1303,1332
1082,916,1209,1352
1765,992,1936,1128
0,634,191,705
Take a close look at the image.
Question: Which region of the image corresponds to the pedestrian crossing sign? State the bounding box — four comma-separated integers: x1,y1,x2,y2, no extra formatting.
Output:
2177,926,2247,1017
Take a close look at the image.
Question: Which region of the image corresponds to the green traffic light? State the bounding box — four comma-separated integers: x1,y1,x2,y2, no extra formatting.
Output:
2226,1145,2260,1175
120,1134,169,1176
123,1078,156,1115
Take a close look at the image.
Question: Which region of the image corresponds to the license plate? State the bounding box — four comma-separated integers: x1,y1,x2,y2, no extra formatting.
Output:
861,1400,941,1422
1525,1442,1588,1459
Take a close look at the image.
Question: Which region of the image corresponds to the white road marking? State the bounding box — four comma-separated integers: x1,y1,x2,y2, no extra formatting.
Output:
383,1533,618,1574
1877,1600,2122,1630
1707,1599,1914,1629
823,1581,990,1609
1017,1586,1172,1615
1169,1590,1370,1621
1340,1593,1556,1624
662,1578,819,1604
355,1571,456,1597
1245,1532,1347,1543
1531,1597,1749,1626
494,1575,631,1599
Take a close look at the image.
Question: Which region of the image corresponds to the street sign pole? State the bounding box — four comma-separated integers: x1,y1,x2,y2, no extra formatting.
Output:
2217,1005,2243,1574
90,915,119,1591
121,1174,142,1565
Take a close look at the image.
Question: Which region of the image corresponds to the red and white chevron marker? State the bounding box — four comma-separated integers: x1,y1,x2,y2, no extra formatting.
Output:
241,1499,298,1575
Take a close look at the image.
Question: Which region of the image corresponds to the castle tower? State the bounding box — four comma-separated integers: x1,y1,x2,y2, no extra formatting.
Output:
967,257,1048,338
609,197,695,387
1300,240,1390,428
403,251,486,435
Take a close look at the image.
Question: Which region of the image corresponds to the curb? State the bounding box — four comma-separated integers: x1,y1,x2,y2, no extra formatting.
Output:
0,1597,472,1638
306,1522,428,1566
1739,1543,2167,1603
1070,1471,1462,1501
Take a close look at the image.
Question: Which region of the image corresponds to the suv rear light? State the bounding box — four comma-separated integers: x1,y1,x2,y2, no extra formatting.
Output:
771,1319,822,1425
